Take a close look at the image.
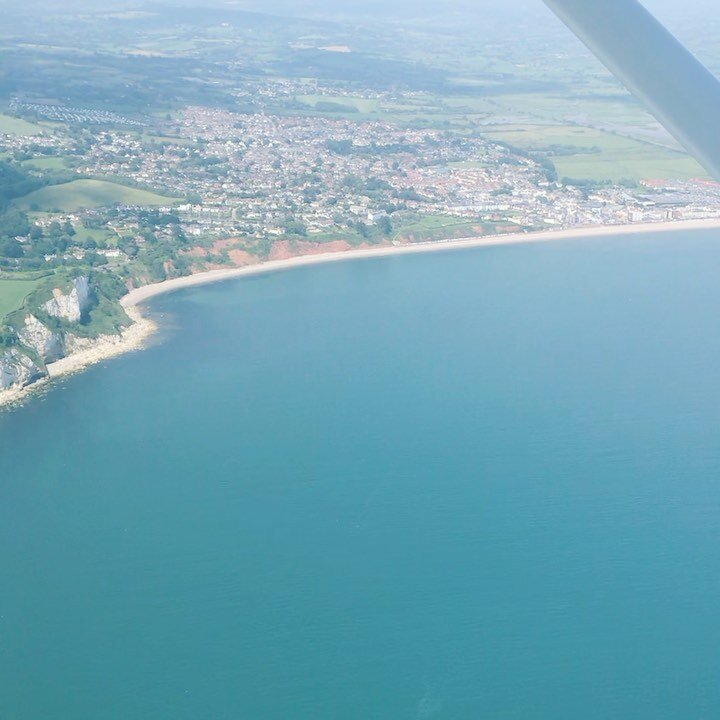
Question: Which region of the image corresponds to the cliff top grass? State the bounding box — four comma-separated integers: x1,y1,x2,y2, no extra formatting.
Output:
2,270,129,337
16,179,178,213
0,278,43,321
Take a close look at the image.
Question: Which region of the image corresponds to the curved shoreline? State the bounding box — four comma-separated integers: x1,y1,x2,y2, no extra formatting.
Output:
3,218,720,410
46,306,157,380
0,307,157,410
121,219,720,308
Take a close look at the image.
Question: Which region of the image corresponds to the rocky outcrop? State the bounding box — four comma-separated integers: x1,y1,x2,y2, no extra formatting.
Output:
0,275,149,406
42,276,92,324
0,348,45,390
64,331,125,355
0,275,93,400
18,314,66,363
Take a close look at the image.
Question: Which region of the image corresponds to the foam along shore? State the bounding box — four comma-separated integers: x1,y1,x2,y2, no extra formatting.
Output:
46,306,156,379
3,218,720,410
0,306,156,409
122,219,720,308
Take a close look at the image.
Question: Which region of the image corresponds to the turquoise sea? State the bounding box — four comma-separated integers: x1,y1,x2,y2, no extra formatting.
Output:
2,231,720,719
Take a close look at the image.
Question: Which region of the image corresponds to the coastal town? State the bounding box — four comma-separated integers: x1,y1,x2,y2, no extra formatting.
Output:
2,100,720,282
3,94,720,403
91,107,720,237
3,76,720,404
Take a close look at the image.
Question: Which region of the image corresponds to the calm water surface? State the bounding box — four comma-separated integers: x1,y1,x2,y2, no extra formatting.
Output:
2,232,720,719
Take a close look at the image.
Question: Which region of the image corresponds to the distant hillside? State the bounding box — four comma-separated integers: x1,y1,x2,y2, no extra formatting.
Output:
17,180,177,212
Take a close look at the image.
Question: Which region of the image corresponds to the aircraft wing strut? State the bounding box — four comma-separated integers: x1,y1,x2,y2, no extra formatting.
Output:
543,0,720,181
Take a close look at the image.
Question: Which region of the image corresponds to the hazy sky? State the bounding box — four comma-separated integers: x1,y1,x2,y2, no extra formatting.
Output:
6,0,719,65
5,0,717,26
7,0,716,15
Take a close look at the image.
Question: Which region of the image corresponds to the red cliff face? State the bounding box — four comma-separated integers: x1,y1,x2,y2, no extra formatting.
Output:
268,239,354,261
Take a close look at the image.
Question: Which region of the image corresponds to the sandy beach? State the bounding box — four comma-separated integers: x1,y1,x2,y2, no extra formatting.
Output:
122,219,720,307
3,218,720,409
45,306,157,379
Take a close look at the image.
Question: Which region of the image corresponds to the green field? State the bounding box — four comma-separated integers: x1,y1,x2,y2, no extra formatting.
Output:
483,123,614,148
75,221,119,245
481,92,650,127
17,180,177,212
0,278,42,320
296,95,380,114
21,156,69,171
141,133,197,148
393,215,506,242
0,114,44,136
482,123,707,182
554,150,706,183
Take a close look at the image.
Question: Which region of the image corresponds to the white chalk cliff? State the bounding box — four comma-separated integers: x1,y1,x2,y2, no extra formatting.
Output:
0,348,45,390
42,276,92,323
0,276,99,395
18,314,66,363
